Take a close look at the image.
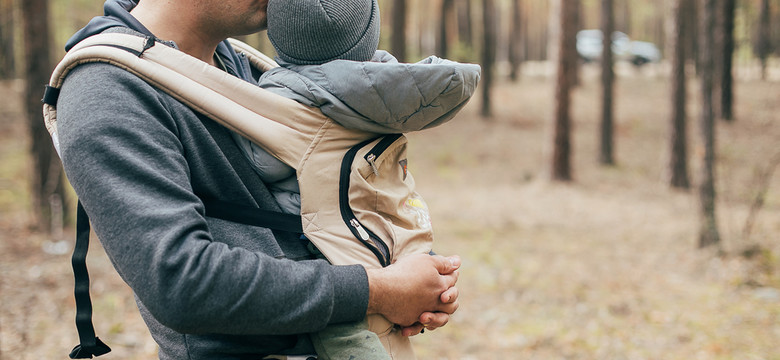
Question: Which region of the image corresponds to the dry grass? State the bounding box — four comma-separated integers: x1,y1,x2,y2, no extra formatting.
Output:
1,63,779,359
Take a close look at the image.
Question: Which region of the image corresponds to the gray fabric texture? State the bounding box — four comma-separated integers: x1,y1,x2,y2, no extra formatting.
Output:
56,39,369,360
267,0,380,65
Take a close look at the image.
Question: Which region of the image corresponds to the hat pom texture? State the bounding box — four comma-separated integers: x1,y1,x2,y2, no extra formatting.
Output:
268,0,380,65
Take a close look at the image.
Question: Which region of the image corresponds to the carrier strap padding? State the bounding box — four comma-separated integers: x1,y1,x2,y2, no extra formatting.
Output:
69,202,112,358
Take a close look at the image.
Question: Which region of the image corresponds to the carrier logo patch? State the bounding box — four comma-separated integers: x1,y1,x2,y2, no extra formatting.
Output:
399,159,408,180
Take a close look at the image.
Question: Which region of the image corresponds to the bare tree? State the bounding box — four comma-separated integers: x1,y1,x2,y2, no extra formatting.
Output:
438,0,456,58
718,0,735,121
22,0,68,233
391,0,407,62
669,0,690,189
508,0,523,81
457,0,474,48
697,0,721,249
0,0,15,79
599,0,615,166
480,0,497,118
757,0,770,81
552,0,577,181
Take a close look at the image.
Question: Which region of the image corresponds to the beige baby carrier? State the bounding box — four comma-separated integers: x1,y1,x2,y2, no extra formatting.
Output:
44,33,433,358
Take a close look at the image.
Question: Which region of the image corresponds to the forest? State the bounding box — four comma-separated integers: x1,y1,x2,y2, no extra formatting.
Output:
1,0,779,358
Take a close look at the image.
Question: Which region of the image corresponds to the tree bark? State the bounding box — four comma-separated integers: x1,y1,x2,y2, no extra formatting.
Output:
718,0,735,121
508,0,523,81
457,0,473,48
757,0,770,81
552,0,576,181
480,0,497,118
0,0,16,79
599,0,615,166
22,0,67,233
438,0,455,58
697,0,720,249
391,0,407,62
669,0,690,189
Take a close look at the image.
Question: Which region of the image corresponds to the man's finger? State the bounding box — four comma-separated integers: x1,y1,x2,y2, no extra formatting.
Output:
419,311,450,331
440,286,459,303
431,255,461,275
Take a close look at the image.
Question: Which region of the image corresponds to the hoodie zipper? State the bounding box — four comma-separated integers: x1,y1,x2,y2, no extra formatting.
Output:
339,135,402,267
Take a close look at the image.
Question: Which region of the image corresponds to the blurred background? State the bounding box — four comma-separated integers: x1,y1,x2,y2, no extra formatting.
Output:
1,0,778,358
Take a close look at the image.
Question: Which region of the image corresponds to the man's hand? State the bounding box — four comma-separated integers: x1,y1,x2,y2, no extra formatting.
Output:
365,254,460,330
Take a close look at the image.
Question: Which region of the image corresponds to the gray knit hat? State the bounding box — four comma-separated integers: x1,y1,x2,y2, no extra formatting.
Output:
267,0,380,65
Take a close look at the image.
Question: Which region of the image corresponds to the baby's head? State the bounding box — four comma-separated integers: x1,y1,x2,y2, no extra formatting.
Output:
267,0,380,65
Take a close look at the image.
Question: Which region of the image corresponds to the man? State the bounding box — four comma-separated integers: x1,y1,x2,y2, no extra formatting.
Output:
55,0,460,359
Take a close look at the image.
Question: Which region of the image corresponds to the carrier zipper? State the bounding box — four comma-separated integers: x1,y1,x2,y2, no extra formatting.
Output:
363,134,403,177
340,137,392,267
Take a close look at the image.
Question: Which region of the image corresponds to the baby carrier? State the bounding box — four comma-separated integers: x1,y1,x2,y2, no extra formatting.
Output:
43,33,436,358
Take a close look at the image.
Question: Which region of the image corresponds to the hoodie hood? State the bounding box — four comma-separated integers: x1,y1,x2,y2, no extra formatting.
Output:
258,50,481,134
65,0,252,82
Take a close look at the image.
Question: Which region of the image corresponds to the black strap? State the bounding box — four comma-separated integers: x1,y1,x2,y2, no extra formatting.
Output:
69,202,111,359
202,198,303,233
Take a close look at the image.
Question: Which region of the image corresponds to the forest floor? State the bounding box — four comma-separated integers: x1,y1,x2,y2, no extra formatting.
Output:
1,62,779,359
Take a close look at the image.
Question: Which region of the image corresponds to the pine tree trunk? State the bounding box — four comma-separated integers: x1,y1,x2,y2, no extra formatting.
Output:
0,0,16,79
670,0,690,189
719,0,735,121
22,0,67,233
391,0,407,62
697,0,720,248
552,0,576,181
757,0,770,81
599,0,615,166
457,0,473,48
481,0,496,118
438,0,455,58
508,0,522,81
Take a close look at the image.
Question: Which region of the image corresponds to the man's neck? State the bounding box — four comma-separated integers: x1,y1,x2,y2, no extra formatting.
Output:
129,1,223,66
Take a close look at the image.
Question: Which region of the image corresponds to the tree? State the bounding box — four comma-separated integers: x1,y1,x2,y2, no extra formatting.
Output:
22,0,68,233
718,0,735,121
508,0,523,81
669,0,690,189
757,0,770,81
457,0,474,48
438,0,456,58
391,0,407,62
480,0,497,118
0,0,15,79
697,0,721,248
599,0,616,166
552,0,577,181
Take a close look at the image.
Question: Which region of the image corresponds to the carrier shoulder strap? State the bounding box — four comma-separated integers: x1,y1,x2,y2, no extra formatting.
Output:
43,34,307,358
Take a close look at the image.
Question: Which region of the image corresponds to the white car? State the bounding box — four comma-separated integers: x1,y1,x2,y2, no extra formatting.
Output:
576,29,661,66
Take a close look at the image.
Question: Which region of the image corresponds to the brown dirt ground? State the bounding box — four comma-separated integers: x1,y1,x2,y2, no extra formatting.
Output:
1,62,779,359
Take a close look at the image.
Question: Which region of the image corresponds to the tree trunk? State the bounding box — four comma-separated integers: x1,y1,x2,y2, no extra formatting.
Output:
22,0,67,233
757,0,770,81
670,0,690,189
508,0,523,81
438,0,455,58
552,0,576,181
391,0,407,62
0,0,16,79
480,0,497,118
457,0,473,48
599,0,615,166
697,0,720,249
718,0,735,121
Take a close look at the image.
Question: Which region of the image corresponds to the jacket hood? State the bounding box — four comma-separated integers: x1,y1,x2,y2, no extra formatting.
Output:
65,0,252,82
259,51,481,134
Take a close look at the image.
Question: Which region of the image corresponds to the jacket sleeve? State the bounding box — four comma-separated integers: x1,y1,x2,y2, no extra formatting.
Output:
56,63,368,336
